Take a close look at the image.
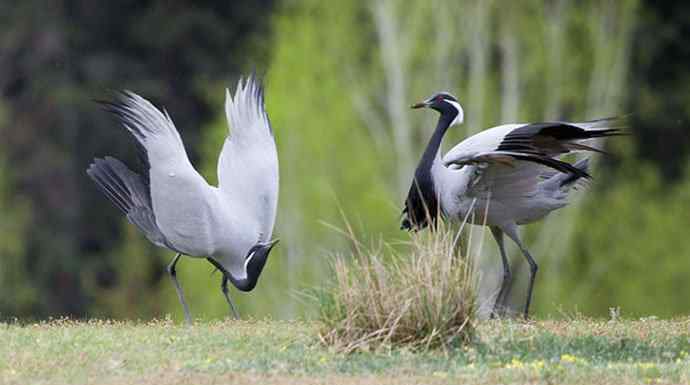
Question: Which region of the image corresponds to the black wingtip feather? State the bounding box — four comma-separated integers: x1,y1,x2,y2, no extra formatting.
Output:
509,153,591,179
93,93,153,188
558,158,590,187
585,128,627,138
86,156,169,249
87,158,131,214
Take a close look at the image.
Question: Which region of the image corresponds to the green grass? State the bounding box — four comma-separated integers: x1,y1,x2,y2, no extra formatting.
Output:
1,317,689,385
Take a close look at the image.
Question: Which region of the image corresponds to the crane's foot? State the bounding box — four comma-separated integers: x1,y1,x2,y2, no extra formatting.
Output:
167,253,192,325
221,276,240,320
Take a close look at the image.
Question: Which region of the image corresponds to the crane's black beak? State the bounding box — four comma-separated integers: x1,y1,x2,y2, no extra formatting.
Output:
266,239,280,250
411,101,428,109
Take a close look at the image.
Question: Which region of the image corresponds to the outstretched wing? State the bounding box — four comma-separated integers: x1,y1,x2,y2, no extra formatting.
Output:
218,75,279,242
464,161,546,202
456,156,590,226
99,92,218,256
442,119,623,177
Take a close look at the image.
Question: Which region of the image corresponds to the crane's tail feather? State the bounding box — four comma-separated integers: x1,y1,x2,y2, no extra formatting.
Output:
87,156,169,249
540,157,591,193
557,157,590,188
573,115,630,131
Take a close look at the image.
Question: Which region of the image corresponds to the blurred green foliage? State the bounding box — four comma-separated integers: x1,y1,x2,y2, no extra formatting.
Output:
0,0,275,319
537,162,690,317
0,102,36,316
0,0,688,320
196,0,398,318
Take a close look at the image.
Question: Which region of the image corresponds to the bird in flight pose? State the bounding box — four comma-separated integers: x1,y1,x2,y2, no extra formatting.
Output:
87,75,279,323
402,91,622,318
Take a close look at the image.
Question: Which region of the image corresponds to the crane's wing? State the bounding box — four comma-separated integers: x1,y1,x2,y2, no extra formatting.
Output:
463,161,546,202
456,157,590,226
101,92,193,172
96,92,217,256
218,75,278,242
442,119,623,177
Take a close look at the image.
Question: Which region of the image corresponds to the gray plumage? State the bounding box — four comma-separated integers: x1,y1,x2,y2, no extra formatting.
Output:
88,156,170,249
403,92,623,318
87,75,279,322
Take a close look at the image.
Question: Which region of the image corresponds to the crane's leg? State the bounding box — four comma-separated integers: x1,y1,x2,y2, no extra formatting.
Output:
503,224,538,319
221,276,240,320
489,226,512,318
167,253,192,324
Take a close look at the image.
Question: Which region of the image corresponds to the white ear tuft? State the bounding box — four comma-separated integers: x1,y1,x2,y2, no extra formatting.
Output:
446,100,464,127
244,251,255,273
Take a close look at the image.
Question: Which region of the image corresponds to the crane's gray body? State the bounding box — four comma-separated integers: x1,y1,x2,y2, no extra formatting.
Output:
402,92,621,318
88,77,278,285
432,121,609,228
432,153,576,228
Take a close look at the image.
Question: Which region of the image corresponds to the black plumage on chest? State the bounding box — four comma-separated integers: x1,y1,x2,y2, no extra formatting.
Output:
401,166,439,231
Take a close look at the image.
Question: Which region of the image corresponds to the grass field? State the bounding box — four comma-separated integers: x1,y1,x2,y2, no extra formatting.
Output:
1,317,689,385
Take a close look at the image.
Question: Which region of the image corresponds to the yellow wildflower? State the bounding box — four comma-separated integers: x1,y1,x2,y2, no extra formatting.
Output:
505,358,524,369
433,371,448,378
560,354,585,364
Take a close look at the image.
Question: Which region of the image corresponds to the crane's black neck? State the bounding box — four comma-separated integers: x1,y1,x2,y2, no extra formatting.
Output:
206,241,274,292
418,111,456,173
403,110,456,230
207,257,258,292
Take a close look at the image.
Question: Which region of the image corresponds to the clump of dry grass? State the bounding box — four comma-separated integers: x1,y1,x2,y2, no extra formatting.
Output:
317,220,477,352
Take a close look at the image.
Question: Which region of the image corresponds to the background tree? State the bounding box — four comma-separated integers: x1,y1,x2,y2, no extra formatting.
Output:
0,102,35,317
0,0,275,319
0,0,689,320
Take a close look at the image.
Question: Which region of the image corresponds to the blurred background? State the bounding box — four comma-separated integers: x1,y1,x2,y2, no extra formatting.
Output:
0,0,688,321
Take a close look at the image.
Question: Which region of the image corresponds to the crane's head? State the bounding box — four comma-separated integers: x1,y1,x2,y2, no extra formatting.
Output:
238,239,279,291
411,92,464,127
212,239,279,292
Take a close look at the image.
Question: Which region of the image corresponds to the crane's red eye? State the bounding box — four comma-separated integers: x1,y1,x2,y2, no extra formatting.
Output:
436,95,443,102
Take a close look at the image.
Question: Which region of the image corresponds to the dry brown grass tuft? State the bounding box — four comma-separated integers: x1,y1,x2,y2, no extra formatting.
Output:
316,219,477,352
